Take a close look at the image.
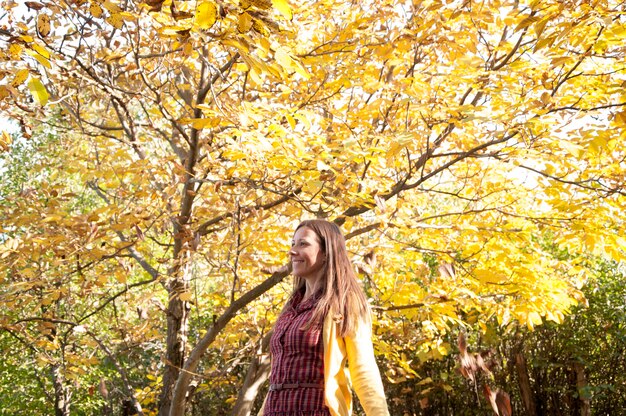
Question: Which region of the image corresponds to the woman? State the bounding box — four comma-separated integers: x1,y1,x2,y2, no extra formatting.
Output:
261,219,390,416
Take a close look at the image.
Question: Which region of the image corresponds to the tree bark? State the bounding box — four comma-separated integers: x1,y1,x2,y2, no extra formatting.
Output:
158,270,192,416
573,362,591,416
515,351,537,416
52,363,70,416
231,332,272,416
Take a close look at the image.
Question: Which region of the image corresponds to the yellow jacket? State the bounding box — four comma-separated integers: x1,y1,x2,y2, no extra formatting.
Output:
322,311,390,416
260,310,390,415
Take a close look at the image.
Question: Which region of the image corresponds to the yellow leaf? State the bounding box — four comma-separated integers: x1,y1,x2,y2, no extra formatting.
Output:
114,270,127,283
42,214,64,223
607,24,626,41
238,12,253,33
249,0,271,9
234,62,250,72
534,35,557,51
32,42,50,59
417,377,433,386
12,69,30,87
550,56,573,67
26,48,51,69
274,47,293,70
584,232,597,252
158,25,193,37
118,11,137,22
106,13,124,29
559,140,583,157
515,15,540,32
28,77,49,106
180,117,221,129
259,37,271,54
526,311,542,331
274,47,309,79
37,14,51,37
0,85,10,102
102,0,121,13
614,111,626,126
196,1,217,30
222,149,247,161
9,44,23,59
90,3,104,18
533,16,550,37
252,19,269,36
546,310,563,324
223,38,250,53
272,0,292,20
178,292,192,301
0,131,12,152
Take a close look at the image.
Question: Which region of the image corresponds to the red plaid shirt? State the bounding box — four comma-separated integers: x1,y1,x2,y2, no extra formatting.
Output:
264,290,330,415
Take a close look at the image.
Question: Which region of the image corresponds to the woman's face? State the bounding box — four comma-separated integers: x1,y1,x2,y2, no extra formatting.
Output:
290,227,326,281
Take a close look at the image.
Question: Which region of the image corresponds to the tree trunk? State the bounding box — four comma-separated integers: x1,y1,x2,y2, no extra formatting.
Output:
515,351,537,416
158,57,203,411
231,332,272,416
158,288,191,415
52,363,70,416
573,362,591,416
158,260,193,416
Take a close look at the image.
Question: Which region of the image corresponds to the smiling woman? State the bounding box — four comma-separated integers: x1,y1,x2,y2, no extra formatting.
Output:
259,219,389,416
290,227,326,285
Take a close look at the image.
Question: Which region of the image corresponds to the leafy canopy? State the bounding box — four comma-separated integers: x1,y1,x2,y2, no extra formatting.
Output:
0,0,625,413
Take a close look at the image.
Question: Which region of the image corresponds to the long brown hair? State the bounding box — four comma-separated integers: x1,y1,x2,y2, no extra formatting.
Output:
290,219,369,337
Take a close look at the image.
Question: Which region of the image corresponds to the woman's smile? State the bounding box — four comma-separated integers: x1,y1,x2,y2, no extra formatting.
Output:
290,227,326,281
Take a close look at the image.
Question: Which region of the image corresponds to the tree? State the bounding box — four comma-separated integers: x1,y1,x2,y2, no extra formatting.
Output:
391,259,626,416
514,260,626,415
1,0,625,414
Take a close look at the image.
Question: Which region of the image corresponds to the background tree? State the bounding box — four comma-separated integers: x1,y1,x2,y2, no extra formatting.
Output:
377,258,626,415
1,0,625,415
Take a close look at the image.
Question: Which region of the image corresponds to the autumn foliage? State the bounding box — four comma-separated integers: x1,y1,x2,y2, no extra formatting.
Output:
0,0,625,414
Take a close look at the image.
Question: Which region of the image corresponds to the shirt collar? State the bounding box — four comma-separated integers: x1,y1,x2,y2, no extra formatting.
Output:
291,288,321,312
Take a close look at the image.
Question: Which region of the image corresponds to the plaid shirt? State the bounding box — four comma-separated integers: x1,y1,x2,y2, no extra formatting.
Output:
264,290,330,415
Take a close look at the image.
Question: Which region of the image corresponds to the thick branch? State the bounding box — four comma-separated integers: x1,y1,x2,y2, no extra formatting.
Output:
169,268,290,416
